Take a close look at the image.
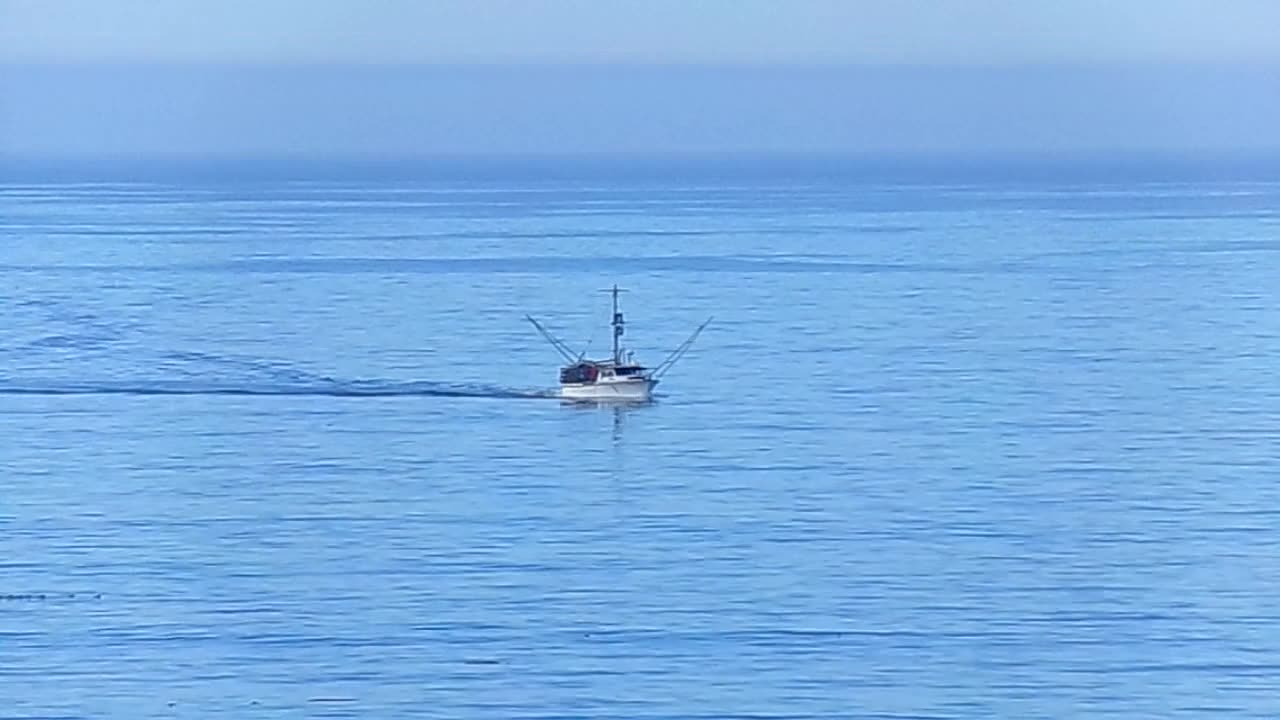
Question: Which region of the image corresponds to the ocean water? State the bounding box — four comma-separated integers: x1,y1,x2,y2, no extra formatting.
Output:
2,156,1280,719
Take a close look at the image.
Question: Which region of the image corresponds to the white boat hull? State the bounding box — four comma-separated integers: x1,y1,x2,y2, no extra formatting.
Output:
560,377,656,401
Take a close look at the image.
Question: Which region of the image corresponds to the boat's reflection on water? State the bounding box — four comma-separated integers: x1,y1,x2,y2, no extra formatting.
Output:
559,396,652,442
559,397,654,409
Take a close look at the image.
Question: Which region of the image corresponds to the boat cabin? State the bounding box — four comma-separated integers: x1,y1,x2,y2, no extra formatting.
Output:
559,361,648,385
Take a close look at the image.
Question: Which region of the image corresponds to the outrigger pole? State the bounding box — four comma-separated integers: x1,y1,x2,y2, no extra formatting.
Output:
651,316,713,380
525,315,581,364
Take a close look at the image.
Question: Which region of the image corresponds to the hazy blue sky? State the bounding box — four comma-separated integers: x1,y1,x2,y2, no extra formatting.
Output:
5,0,1280,65
2,1,1278,156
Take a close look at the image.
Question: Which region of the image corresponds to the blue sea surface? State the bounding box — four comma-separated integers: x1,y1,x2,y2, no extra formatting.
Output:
3,156,1280,718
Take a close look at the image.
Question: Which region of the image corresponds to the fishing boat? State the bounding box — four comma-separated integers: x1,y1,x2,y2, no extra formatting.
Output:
526,285,711,402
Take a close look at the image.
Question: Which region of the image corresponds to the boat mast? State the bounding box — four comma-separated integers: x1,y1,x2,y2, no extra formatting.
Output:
611,284,624,365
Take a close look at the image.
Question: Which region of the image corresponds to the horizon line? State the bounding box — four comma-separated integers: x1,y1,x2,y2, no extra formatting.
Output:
6,149,1280,168
6,59,1280,71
